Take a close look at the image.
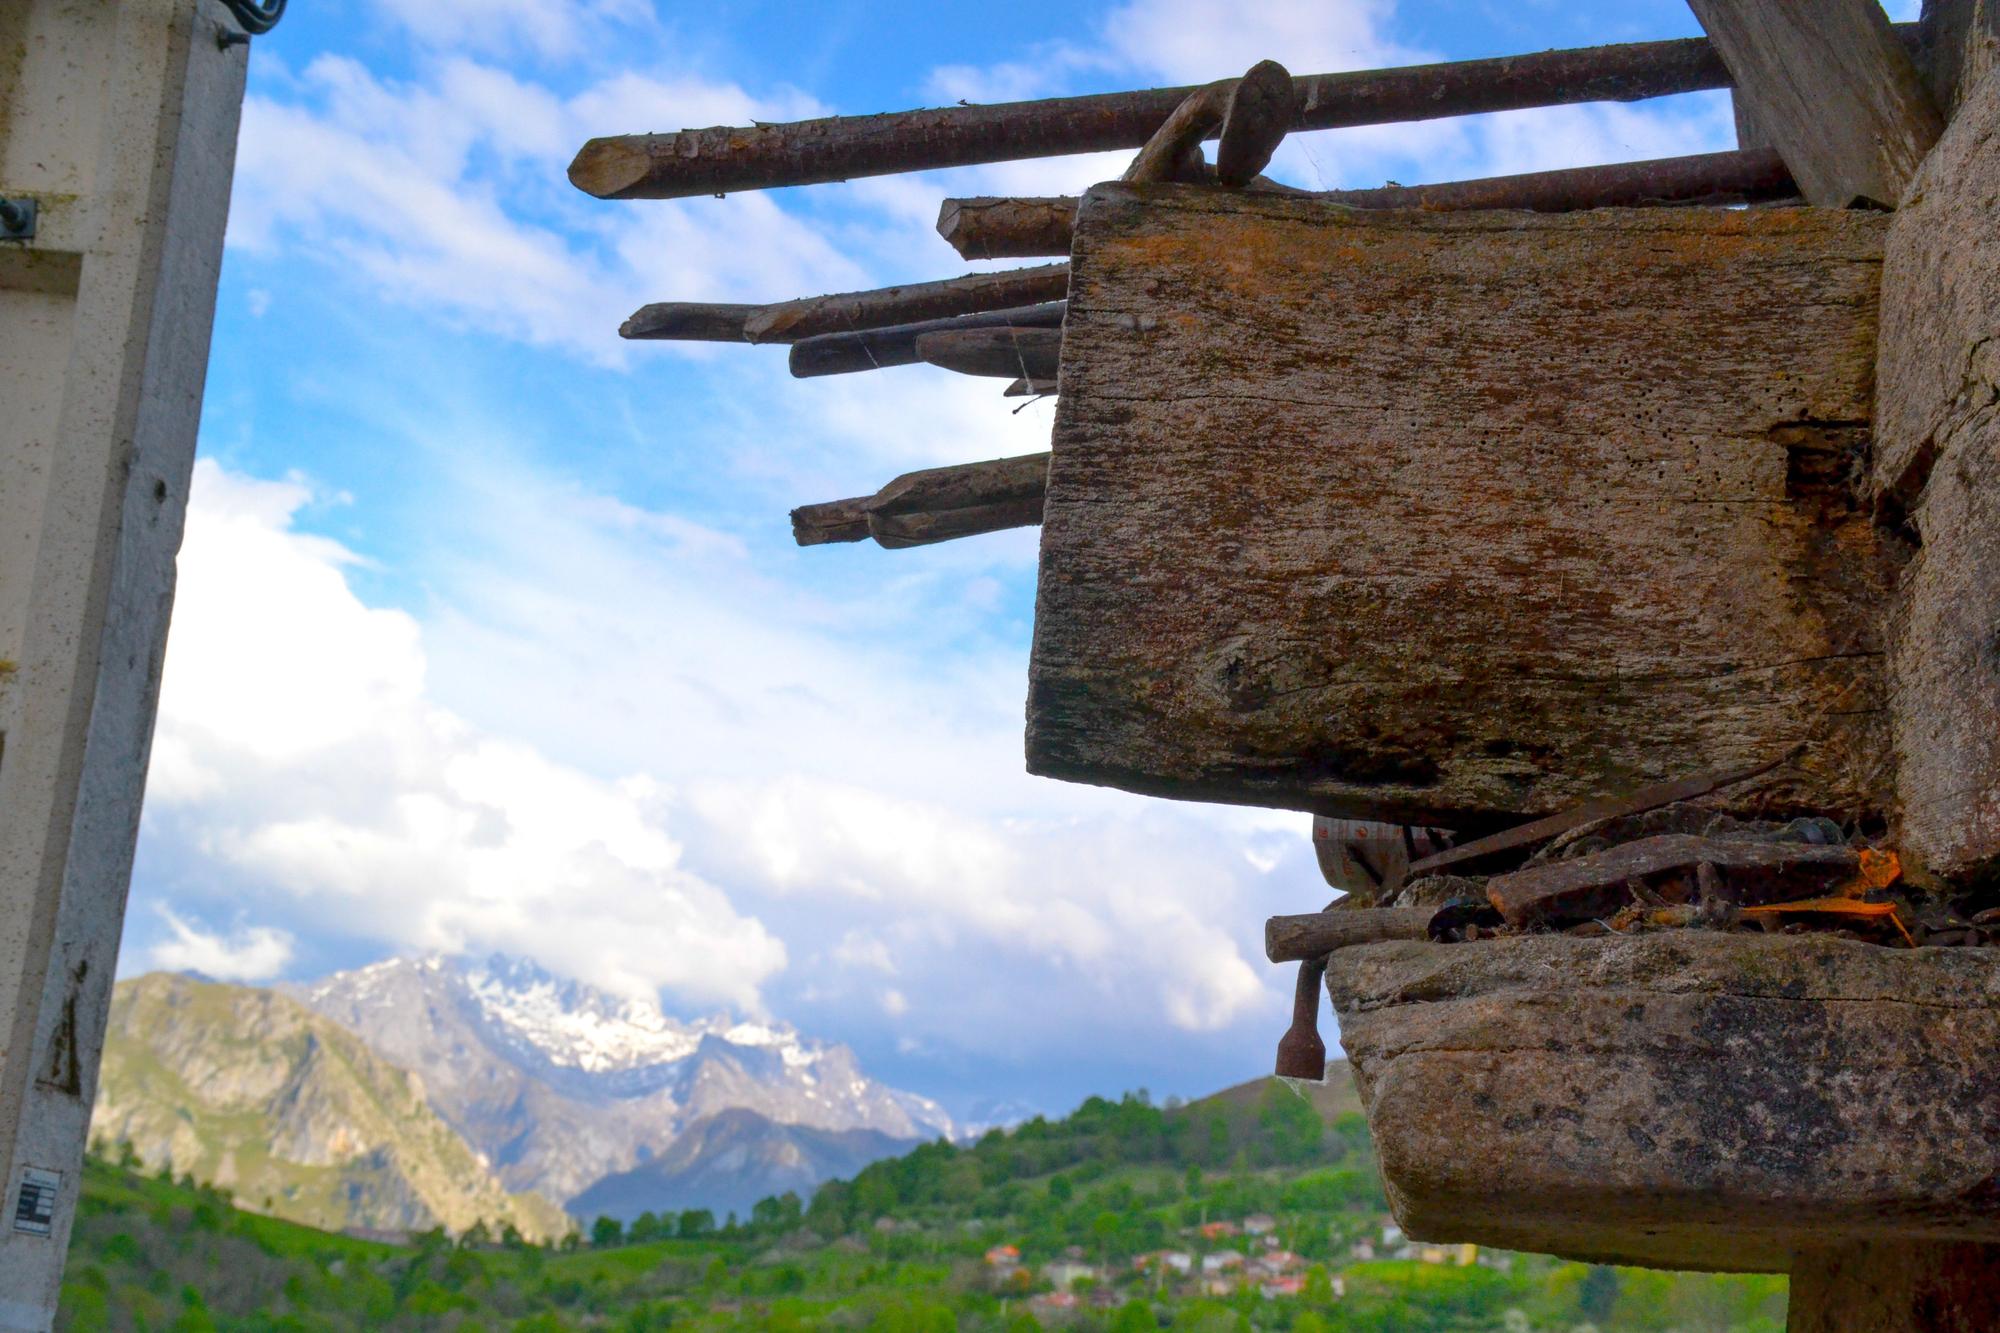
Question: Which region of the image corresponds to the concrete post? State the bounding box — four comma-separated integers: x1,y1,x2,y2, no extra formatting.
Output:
0,2,247,1325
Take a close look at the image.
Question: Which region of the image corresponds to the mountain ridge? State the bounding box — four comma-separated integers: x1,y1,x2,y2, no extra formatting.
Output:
286,953,952,1212
91,972,567,1240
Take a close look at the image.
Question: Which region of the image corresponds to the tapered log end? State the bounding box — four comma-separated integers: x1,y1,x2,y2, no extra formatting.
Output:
569,137,653,200
936,199,971,259
791,498,872,546
620,302,758,341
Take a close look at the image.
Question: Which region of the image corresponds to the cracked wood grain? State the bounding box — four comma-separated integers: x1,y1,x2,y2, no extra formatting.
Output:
1027,183,1903,825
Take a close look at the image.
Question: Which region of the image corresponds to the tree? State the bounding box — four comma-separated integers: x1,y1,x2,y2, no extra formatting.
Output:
628,1211,664,1243
591,1215,624,1248
677,1208,715,1239
457,1219,492,1250
1111,1301,1156,1332
1579,1264,1621,1322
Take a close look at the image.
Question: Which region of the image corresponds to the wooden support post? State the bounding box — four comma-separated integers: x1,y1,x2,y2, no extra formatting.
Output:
1788,1242,2000,1332
1873,63,2000,881
936,148,1797,259
620,264,1071,343
1686,0,1942,207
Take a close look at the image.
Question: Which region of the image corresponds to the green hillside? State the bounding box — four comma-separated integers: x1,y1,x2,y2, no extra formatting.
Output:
93,973,568,1241
63,1066,1787,1331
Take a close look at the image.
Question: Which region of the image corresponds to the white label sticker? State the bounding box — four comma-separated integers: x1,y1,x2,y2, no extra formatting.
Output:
12,1168,60,1236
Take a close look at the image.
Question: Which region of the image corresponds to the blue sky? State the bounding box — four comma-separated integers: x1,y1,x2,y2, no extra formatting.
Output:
121,0,1922,1122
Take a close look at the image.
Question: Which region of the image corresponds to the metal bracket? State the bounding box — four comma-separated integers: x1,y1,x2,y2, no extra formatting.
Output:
0,198,36,241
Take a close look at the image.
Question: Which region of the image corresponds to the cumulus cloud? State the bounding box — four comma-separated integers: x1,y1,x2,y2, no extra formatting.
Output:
144,458,1289,1041
148,908,295,982
147,462,787,1010
366,0,655,62
228,55,849,366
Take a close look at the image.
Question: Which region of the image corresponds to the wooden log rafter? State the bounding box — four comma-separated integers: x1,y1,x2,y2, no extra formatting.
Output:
914,327,1061,380
787,302,1064,378
937,146,1800,259
1265,908,1435,961
567,28,1919,200
620,263,1071,343
791,452,1049,550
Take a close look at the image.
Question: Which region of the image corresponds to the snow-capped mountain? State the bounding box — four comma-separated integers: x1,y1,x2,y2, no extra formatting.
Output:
289,954,953,1213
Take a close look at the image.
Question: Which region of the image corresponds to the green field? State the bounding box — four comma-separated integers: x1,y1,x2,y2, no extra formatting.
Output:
62,1076,1787,1331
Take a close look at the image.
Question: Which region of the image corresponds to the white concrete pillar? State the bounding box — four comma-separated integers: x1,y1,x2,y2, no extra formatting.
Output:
0,2,246,1325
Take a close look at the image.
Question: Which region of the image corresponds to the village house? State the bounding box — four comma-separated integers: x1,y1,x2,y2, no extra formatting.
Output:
1040,1259,1099,1290
1199,1249,1245,1275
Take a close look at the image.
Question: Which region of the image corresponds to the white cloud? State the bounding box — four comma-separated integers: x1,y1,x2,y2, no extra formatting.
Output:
148,908,295,982
227,56,850,366
1104,0,1418,84
148,461,787,1010
367,0,655,62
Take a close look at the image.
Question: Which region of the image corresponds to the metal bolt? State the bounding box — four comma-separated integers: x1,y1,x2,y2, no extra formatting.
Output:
1273,956,1328,1082
0,198,36,240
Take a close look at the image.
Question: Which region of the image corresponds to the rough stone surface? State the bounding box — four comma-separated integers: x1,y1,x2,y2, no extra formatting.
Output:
1877,66,2000,879
1326,933,2000,1272
1029,184,1902,826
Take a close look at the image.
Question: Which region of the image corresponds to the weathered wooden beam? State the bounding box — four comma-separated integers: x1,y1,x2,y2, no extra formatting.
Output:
1874,66,2000,880
792,452,1049,550
568,34,1763,200
788,302,1064,378
914,327,1061,380
621,265,1069,344
1917,0,2000,113
1027,183,1901,825
1265,908,1434,961
936,148,1798,258
1687,0,1942,208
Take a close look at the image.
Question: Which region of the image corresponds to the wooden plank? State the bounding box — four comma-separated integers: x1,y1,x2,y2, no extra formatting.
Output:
1876,65,2000,878
1686,0,1941,207
1027,184,1901,825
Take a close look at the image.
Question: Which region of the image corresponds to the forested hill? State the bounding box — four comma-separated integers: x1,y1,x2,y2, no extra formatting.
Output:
61,1064,1787,1331
794,1070,1366,1240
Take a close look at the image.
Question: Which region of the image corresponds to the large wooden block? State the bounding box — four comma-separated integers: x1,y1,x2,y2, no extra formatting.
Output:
1877,66,2000,877
1028,185,1902,825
